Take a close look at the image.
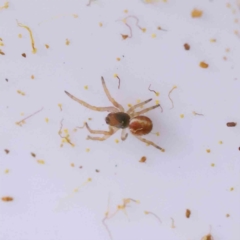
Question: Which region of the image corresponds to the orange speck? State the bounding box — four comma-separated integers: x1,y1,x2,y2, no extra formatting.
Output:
206,149,211,153
65,39,70,45
199,61,208,68
99,22,103,27
116,57,121,61
45,44,49,49
31,75,35,79
191,9,203,18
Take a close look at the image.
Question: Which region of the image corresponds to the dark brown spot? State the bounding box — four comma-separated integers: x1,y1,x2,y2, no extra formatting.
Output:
31,152,36,157
22,53,26,58
226,122,237,127
184,43,190,50
4,149,9,154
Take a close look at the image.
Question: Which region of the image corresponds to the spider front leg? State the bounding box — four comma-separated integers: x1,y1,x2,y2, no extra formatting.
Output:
81,122,114,135
132,104,160,118
127,98,152,115
87,127,119,141
65,91,119,113
134,135,165,152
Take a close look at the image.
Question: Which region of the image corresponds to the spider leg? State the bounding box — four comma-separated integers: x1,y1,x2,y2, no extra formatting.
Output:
134,135,165,152
82,122,114,135
65,91,119,113
132,104,160,117
87,128,119,141
101,77,124,112
127,98,152,115
121,129,128,141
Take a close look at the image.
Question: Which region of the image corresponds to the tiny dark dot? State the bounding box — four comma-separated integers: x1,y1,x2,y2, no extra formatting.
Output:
95,169,100,173
5,78,8,82
238,147,240,151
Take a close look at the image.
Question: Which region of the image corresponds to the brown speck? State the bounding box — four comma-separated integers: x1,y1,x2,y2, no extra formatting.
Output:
95,169,100,173
139,156,147,163
4,149,9,154
184,43,190,50
31,152,36,157
79,166,83,169
2,196,13,202
211,163,215,167
206,149,211,153
70,163,75,167
45,44,49,49
186,209,191,218
22,53,26,58
230,187,234,191
121,34,128,40
191,9,203,18
226,122,237,127
200,62,208,68
65,39,70,45
226,213,230,217
31,75,35,79
0,49,5,55
210,38,216,42
238,147,240,151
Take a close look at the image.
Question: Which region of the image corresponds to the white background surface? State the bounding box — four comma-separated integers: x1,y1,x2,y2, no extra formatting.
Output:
0,0,240,240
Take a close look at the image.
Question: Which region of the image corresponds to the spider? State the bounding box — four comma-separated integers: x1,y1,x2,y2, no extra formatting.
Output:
65,77,165,151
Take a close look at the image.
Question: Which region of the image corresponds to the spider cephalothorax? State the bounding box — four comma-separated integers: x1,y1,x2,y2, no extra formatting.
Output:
65,77,165,151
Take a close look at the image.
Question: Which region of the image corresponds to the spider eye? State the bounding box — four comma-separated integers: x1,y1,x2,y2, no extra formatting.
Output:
105,117,110,124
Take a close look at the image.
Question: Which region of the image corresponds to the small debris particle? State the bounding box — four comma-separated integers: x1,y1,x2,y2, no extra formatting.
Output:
58,103,62,111
191,9,203,18
95,169,100,173
79,166,83,169
65,39,70,45
31,152,36,157
225,48,230,52
88,118,92,121
124,9,128,13
0,41,4,46
155,132,160,136
99,22,103,27
22,53,26,58
139,156,147,163
186,209,191,218
116,57,121,61
211,163,215,167
219,141,223,144
115,139,119,143
31,75,35,79
5,78,8,82
168,85,177,109
226,214,230,217
230,187,234,191
17,21,37,53
37,160,45,164
155,100,159,104
210,38,216,42
0,49,5,55
206,149,211,153
18,34,22,38
2,196,13,202
45,44,49,49
151,33,156,38
4,149,9,154
170,217,176,228
86,148,90,152
223,56,227,61
148,84,159,96
121,34,129,40
193,111,204,116
184,43,190,50
202,234,213,240
238,147,240,151
226,3,231,8
128,103,132,107
0,1,9,10
45,118,49,123
226,122,237,127
70,163,75,167
16,107,43,126
4,169,9,174
84,85,88,90
180,114,184,118
199,61,209,68
20,112,24,116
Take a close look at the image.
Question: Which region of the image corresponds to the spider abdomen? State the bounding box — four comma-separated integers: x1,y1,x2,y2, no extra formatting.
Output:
129,116,153,135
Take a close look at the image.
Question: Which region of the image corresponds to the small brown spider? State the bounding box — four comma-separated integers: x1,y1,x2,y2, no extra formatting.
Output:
65,77,165,151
